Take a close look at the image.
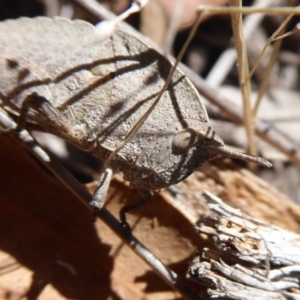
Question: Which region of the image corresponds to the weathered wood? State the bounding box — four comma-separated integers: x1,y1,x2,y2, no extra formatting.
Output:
187,191,300,299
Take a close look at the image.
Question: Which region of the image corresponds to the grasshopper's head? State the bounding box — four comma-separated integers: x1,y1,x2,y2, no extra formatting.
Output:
125,120,271,190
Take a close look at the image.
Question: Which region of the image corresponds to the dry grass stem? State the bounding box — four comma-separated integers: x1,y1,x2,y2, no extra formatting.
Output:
229,0,257,166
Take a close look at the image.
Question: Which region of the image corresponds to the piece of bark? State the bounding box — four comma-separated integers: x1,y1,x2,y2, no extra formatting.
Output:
0,136,204,299
2,135,300,299
187,191,300,299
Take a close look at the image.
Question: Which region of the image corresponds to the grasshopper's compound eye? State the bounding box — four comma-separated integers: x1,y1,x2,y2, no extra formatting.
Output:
171,129,197,155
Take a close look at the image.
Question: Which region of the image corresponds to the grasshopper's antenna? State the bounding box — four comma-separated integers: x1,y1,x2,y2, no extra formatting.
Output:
211,146,272,168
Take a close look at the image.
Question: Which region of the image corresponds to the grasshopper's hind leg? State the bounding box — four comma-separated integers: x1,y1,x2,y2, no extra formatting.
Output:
16,92,73,135
14,93,153,232
18,93,114,214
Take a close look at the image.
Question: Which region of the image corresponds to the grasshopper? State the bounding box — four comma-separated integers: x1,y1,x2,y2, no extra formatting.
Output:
0,17,271,229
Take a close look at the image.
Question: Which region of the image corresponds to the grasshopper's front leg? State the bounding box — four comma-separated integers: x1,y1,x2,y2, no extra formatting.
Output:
90,167,113,211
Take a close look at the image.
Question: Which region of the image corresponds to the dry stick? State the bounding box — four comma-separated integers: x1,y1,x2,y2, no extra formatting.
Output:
229,0,257,166
206,0,271,87
247,13,294,81
272,22,300,41
195,0,300,73
0,109,200,300
201,4,297,124
67,2,300,167
252,14,296,117
192,4,300,166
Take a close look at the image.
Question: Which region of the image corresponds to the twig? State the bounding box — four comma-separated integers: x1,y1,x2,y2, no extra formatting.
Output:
253,3,296,117
229,0,257,165
206,0,271,87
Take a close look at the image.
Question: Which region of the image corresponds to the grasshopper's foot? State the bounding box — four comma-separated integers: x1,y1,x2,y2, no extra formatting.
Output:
119,207,132,235
121,219,132,236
